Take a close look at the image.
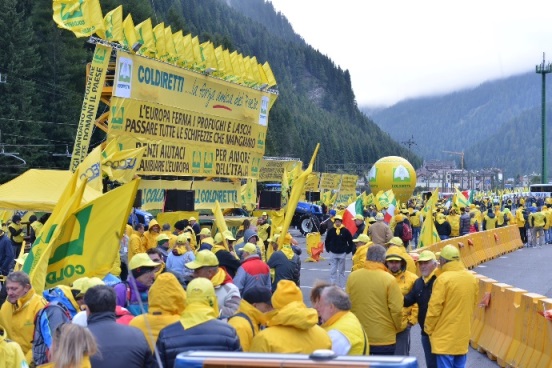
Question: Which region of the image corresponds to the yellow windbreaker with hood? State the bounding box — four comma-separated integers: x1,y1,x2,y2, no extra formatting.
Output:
249,301,331,353
228,300,267,352
386,247,419,330
129,273,187,351
322,310,369,355
424,260,478,355
0,287,46,360
144,219,160,250
346,261,403,346
0,329,27,368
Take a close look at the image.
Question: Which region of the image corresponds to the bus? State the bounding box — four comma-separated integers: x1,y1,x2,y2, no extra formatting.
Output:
529,184,552,193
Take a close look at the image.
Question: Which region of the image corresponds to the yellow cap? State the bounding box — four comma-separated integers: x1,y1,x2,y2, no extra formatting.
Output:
354,214,365,221
334,215,343,221
199,228,211,236
223,230,236,241
185,250,219,269
353,234,371,243
156,233,170,242
440,244,460,261
368,217,376,223
129,253,161,270
176,233,191,243
418,250,436,262
186,277,218,311
201,236,214,246
261,212,268,216
242,242,258,254
189,216,197,221
214,233,224,244
375,213,384,221
388,237,404,246
71,277,105,297
272,280,303,309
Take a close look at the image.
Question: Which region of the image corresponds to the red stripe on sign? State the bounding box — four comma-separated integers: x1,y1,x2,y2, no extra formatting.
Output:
213,105,232,111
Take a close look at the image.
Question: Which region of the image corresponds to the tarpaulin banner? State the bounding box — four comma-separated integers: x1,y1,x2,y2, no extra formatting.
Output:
304,173,320,192
139,180,240,211
70,44,111,171
258,159,302,182
340,174,358,193
319,173,342,190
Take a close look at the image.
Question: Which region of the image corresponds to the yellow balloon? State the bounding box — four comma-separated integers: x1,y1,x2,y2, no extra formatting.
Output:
368,156,417,203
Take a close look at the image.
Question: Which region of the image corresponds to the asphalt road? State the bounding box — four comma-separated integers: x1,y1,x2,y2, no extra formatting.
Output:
290,228,552,368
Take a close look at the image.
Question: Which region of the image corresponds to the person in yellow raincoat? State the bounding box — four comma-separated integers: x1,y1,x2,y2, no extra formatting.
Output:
38,323,97,368
0,327,26,368
129,273,187,351
351,234,372,271
228,287,272,351
0,272,46,362
424,245,478,367
249,280,331,353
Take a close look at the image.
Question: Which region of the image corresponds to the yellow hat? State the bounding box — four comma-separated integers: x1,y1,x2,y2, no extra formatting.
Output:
261,211,268,216
223,230,236,241
189,216,197,221
334,215,343,221
418,250,436,262
199,228,211,236
395,214,404,222
354,214,365,221
272,280,303,309
214,233,224,244
129,253,161,270
71,277,105,297
368,217,376,223
375,213,384,221
185,250,219,269
440,244,460,261
353,234,371,243
242,242,258,254
388,237,404,246
385,246,404,262
201,236,214,246
176,233,191,243
156,233,170,242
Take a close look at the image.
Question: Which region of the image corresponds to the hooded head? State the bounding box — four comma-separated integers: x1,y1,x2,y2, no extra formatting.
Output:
186,277,218,311
243,228,258,243
436,213,446,224
272,280,304,309
148,272,186,315
385,246,406,274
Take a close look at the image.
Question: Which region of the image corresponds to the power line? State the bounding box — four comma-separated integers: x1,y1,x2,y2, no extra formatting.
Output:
0,117,77,126
2,133,72,144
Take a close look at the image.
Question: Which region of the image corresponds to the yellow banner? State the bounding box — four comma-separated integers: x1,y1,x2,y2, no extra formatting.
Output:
156,211,199,229
319,173,342,190
70,44,111,171
340,174,358,193
336,192,355,204
108,97,263,178
53,0,104,38
139,180,240,211
258,159,302,182
112,50,277,122
304,173,320,192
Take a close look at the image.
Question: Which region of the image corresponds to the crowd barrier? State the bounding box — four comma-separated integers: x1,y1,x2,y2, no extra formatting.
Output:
416,226,552,368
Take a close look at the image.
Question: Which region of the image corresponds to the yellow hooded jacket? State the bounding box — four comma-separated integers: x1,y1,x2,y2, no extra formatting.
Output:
128,231,147,263
424,260,478,355
228,300,267,352
516,207,526,228
0,287,47,359
144,219,161,250
129,273,187,351
346,261,403,346
0,330,27,368
351,243,371,272
386,245,417,275
446,213,460,237
249,301,331,353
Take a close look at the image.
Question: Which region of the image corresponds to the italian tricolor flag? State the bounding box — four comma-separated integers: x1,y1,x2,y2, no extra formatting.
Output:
342,198,364,234
383,197,397,224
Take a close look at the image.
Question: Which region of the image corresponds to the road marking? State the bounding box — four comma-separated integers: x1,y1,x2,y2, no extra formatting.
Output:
300,285,313,289
499,256,508,259
476,265,487,268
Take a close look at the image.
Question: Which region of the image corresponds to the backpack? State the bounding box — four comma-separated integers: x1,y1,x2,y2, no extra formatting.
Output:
401,222,413,242
32,299,73,365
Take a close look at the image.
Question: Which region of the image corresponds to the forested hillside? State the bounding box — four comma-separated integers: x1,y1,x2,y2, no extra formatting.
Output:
0,0,420,184
367,72,552,177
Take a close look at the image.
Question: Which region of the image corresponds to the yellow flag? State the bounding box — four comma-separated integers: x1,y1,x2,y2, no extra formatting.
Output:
421,188,439,218
200,41,217,71
214,46,226,73
153,22,167,60
418,204,440,249
230,51,243,82
53,0,104,38
122,14,138,50
96,5,122,42
76,145,103,197
240,179,257,211
278,144,320,247
101,146,145,184
213,200,229,249
135,18,155,57
257,63,269,85
262,62,277,87
164,26,178,63
281,167,290,209
181,34,194,68
250,57,263,85
23,173,86,293
44,179,140,289
173,30,185,66
243,56,255,85
191,36,202,69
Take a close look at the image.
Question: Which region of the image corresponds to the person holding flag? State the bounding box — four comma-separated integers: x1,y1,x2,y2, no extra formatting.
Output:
324,215,354,288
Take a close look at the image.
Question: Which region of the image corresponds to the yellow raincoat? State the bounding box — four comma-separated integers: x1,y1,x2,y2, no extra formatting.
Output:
129,273,187,351
144,219,161,250
322,311,368,355
0,287,46,360
424,260,478,355
346,261,403,346
228,300,267,352
249,301,331,353
0,330,27,368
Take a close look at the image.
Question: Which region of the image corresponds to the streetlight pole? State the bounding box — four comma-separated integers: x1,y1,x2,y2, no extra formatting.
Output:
536,52,552,183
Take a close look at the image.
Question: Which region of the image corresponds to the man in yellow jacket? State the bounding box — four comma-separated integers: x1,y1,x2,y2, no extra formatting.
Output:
316,285,369,355
351,234,372,271
129,272,187,351
385,247,418,356
0,271,47,362
529,206,547,247
424,245,478,367
346,244,403,355
249,280,331,353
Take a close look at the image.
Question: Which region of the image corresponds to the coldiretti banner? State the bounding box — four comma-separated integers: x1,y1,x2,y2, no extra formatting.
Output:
139,180,240,211
340,174,358,193
319,173,342,190
304,173,320,192
70,44,111,171
258,159,302,182
109,97,263,178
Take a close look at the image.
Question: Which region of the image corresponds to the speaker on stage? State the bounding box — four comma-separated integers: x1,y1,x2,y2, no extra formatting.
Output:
258,191,281,209
165,190,195,211
305,191,321,202
133,190,142,208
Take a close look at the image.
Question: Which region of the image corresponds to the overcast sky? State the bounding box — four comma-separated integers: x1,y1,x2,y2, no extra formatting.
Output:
268,0,552,107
